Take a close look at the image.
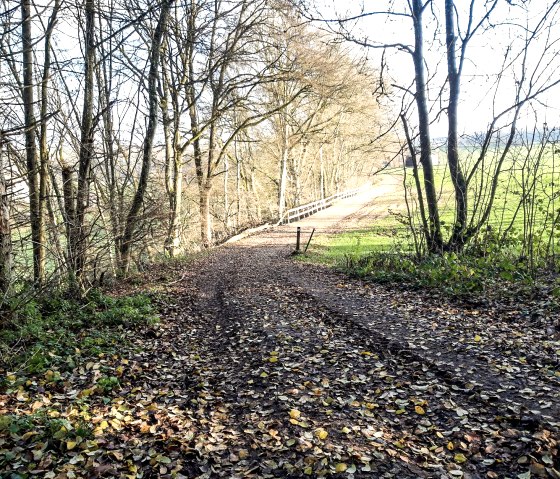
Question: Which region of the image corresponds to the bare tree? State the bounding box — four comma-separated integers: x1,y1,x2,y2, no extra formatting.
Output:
120,0,173,273
21,0,46,284
305,0,560,253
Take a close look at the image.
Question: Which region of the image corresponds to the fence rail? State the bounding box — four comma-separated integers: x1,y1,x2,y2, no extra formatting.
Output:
279,186,365,225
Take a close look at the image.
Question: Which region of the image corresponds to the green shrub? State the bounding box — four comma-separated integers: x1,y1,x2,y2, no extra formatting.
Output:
0,412,93,450
97,375,120,392
0,290,158,375
342,249,539,298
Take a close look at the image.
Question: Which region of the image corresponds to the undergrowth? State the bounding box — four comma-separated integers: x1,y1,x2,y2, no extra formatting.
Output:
337,249,560,308
303,228,560,304
0,290,159,378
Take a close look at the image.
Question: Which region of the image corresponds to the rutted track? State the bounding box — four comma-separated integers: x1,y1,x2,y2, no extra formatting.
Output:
179,238,559,477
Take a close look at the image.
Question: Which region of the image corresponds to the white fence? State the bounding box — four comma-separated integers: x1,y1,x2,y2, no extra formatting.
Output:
279,186,365,225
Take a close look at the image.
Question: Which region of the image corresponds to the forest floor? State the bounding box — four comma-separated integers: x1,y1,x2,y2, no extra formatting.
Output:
2,177,560,479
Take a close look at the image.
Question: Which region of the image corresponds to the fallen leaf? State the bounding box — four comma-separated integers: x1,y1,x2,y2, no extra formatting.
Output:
289,409,301,420
454,453,468,464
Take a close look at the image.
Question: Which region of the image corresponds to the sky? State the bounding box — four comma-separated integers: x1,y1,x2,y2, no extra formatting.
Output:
307,0,560,138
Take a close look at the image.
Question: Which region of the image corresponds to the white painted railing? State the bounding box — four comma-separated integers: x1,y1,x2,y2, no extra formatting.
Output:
279,186,365,225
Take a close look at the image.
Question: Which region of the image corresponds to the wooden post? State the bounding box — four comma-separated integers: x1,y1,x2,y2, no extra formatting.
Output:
295,226,301,253
304,228,315,253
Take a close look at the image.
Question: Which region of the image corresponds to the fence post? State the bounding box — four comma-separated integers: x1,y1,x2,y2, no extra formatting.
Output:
295,227,301,253
304,228,315,253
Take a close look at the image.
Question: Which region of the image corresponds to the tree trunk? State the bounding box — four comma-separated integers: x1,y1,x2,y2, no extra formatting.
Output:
199,115,217,246
445,0,468,250
62,166,76,260
35,0,60,282
120,0,172,273
22,0,45,285
97,6,122,272
319,144,325,200
199,182,212,247
186,0,211,247
62,166,76,275
161,51,183,257
411,0,443,253
250,169,261,222
278,124,289,220
0,163,11,298
236,143,241,228
224,155,230,230
166,147,183,256
70,0,96,290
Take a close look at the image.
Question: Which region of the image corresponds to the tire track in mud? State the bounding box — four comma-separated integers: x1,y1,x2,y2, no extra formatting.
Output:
181,243,558,478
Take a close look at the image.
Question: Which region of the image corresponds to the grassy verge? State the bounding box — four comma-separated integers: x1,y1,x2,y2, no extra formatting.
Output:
0,290,159,380
300,153,560,299
0,289,164,475
302,227,560,303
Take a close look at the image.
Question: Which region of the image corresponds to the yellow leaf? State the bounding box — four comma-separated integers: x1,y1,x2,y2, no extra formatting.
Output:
474,335,482,342
454,453,467,463
341,426,351,434
16,390,29,402
315,428,328,440
335,463,347,473
79,388,94,398
395,439,405,449
110,419,122,430
269,357,278,363
260,371,269,378
304,466,313,475
289,409,301,420
22,431,38,440
447,441,454,450
289,418,299,425
66,440,77,450
415,405,426,415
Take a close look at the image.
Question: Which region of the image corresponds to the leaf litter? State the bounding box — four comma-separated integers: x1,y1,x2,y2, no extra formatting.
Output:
0,225,559,478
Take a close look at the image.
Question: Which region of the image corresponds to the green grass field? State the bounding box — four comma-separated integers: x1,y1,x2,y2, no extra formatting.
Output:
304,147,560,266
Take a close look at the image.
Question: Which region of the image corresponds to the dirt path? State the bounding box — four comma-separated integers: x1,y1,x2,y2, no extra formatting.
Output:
169,185,559,478
2,180,558,479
